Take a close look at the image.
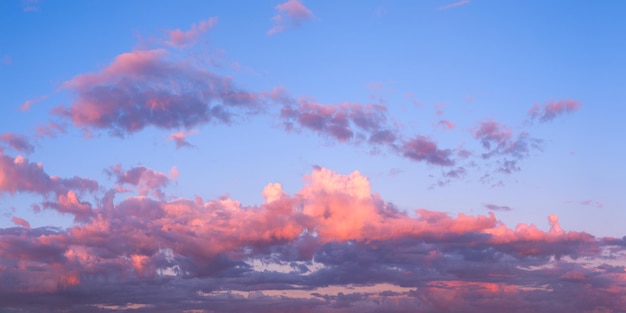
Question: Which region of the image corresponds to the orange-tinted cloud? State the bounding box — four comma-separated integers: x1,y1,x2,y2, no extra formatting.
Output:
0,166,623,311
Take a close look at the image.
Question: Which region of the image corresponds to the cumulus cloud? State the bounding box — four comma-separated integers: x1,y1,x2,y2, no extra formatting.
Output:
528,99,581,123
0,151,98,221
105,164,171,199
268,0,315,35
2,167,621,312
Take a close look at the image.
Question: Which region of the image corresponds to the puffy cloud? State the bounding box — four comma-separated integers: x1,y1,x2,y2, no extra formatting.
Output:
0,152,98,221
105,164,170,198
0,152,97,196
528,99,581,123
167,17,218,48
268,0,315,35
0,167,623,312
0,133,35,154
55,49,263,136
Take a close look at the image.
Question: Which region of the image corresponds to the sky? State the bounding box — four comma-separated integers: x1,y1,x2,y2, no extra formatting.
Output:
1,0,625,312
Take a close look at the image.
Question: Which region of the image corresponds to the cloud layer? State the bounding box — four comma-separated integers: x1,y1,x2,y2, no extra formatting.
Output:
1,165,625,312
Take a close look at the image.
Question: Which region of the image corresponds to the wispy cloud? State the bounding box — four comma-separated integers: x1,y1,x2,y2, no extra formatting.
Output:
437,0,470,11
528,99,581,123
268,0,315,35
166,17,218,48
484,203,513,211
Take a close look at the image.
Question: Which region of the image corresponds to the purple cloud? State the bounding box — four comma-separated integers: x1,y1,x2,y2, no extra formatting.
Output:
484,203,513,212
55,49,263,137
0,133,35,154
401,136,455,166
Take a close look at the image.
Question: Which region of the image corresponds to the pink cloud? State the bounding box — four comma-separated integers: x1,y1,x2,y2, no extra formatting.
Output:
168,130,198,149
473,120,512,150
167,17,218,48
437,120,456,130
268,0,315,36
434,102,448,116
437,0,470,10
18,95,48,111
11,216,31,229
0,152,97,196
105,164,170,198
55,49,263,136
0,133,35,154
528,99,581,123
34,121,67,139
0,152,98,222
0,167,622,311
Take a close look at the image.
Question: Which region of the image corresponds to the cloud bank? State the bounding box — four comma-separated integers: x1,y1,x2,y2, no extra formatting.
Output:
1,165,625,312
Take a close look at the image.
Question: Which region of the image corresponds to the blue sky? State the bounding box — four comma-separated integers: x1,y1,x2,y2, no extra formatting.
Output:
1,1,625,312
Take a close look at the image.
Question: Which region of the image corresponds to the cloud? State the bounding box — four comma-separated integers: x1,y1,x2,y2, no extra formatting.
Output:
0,166,623,312
437,0,470,10
401,136,455,166
281,99,397,145
19,95,48,111
55,49,263,136
472,119,542,174
268,0,315,36
168,130,198,149
105,164,171,198
437,120,456,130
0,133,35,154
11,216,31,229
0,152,98,196
484,203,513,212
0,152,98,221
528,99,581,123
166,17,218,48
